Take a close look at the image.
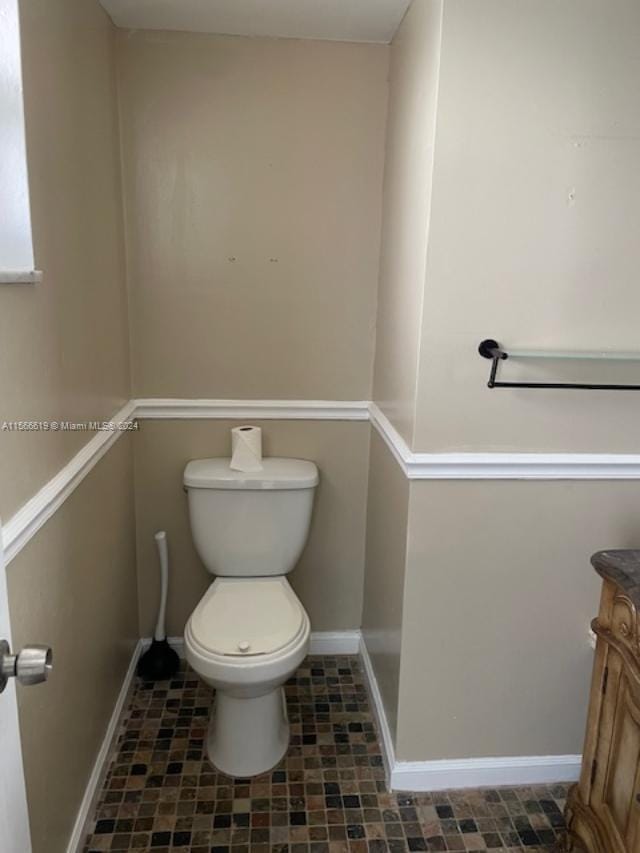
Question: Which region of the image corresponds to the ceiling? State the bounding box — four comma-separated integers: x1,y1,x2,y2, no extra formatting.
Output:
98,0,411,44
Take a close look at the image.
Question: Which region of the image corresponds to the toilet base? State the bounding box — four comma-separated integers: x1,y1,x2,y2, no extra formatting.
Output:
207,687,290,777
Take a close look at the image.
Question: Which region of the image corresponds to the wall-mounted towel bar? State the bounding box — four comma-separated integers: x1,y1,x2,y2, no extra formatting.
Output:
478,339,640,390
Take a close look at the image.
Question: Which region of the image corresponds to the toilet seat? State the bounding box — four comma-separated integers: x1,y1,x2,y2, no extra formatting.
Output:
185,576,310,693
189,577,306,658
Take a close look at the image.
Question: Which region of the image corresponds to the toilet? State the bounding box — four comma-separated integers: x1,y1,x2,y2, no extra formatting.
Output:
183,456,318,778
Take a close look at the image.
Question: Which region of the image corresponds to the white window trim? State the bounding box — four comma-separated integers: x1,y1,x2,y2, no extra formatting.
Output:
0,270,42,284
0,0,40,284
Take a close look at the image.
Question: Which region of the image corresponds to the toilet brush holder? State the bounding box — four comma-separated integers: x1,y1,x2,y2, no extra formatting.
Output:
137,530,180,681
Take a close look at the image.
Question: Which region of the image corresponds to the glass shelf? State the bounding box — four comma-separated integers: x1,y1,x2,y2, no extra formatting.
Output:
507,348,640,362
478,339,640,390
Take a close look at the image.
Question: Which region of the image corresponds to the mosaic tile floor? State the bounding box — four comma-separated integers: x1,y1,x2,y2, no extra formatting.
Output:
84,656,568,852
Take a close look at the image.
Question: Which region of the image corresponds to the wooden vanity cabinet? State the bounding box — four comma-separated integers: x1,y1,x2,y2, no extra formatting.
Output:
564,550,640,853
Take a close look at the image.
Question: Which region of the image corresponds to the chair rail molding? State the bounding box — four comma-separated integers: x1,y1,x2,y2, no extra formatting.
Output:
133,398,370,421
368,403,640,481
1,400,136,564
4,397,640,567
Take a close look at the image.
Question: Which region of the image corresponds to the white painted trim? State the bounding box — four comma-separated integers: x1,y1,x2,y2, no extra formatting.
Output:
309,630,361,654
136,398,640,480
359,634,395,782
0,0,37,279
359,634,580,791
155,632,361,657
1,401,135,565
5,396,640,568
134,398,370,421
0,517,32,853
0,270,42,284
368,403,411,477
390,755,582,792
369,402,640,480
140,399,640,480
66,640,143,853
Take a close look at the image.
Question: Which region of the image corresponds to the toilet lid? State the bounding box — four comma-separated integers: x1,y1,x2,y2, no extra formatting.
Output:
190,577,305,657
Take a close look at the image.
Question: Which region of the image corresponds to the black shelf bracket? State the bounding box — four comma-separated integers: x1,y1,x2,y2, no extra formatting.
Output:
478,339,640,390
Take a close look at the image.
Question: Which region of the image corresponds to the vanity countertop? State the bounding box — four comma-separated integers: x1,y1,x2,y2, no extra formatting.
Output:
592,549,640,606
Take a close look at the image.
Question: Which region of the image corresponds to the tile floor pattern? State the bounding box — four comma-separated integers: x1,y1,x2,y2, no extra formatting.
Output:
84,656,568,853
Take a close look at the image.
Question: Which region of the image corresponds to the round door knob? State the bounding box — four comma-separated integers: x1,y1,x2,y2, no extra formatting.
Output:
238,641,251,654
16,645,53,686
0,639,53,693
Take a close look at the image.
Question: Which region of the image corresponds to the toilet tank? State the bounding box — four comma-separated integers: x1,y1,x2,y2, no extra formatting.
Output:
183,458,319,577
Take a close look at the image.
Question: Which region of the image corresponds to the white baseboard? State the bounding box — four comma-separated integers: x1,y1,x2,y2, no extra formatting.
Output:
359,634,581,792
309,630,361,654
390,755,581,792
66,640,143,853
158,631,361,657
358,634,395,781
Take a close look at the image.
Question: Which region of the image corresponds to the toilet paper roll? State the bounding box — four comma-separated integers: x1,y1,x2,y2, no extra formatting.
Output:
230,425,263,472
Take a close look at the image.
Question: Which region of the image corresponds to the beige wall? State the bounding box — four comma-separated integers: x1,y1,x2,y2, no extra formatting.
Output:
0,0,131,520
362,430,409,740
395,479,640,760
364,0,640,765
117,31,388,401
7,0,639,811
414,0,640,452
372,0,442,446
363,0,440,749
133,420,370,635
2,3,138,850
117,28,388,659
7,438,138,853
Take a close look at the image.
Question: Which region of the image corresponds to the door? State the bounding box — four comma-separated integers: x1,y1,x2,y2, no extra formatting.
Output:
0,532,32,853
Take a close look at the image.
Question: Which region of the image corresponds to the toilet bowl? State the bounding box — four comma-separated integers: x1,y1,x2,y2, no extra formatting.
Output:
185,576,310,777
182,456,318,777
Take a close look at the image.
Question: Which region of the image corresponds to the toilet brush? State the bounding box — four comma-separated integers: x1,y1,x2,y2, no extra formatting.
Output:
137,530,180,680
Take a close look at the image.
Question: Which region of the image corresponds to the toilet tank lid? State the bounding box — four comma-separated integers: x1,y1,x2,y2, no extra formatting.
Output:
183,457,319,490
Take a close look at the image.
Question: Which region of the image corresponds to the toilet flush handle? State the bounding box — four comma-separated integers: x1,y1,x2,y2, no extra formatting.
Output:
238,641,251,654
